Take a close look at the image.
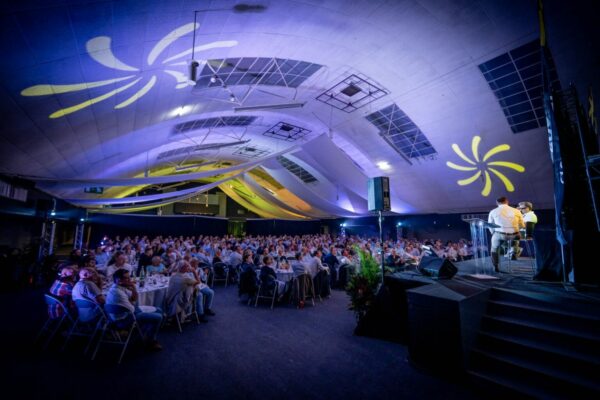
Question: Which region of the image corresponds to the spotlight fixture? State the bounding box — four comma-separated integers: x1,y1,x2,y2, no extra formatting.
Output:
376,161,391,170
210,75,218,83
50,210,56,216
189,60,199,84
80,218,85,222
229,94,237,102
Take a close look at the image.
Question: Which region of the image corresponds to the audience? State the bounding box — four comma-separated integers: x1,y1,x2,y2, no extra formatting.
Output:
41,231,482,363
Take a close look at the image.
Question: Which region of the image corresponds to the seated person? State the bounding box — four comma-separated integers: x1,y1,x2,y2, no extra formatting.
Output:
516,201,538,257
228,246,243,271
146,256,167,275
167,260,206,322
83,258,104,287
323,246,340,283
48,265,76,319
240,250,256,273
106,254,133,281
106,269,163,350
72,267,105,321
95,247,109,266
259,256,286,299
189,258,216,319
518,201,538,239
385,249,404,268
290,252,306,275
309,250,331,298
137,247,154,276
238,253,258,301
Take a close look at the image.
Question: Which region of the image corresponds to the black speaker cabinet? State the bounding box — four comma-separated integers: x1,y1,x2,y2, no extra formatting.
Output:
418,256,457,279
368,177,391,212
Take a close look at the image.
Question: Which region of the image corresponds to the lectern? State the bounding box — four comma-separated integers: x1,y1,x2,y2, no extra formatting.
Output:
464,219,499,275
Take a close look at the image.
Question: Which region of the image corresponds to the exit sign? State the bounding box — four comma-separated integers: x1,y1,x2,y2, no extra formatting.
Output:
84,187,104,194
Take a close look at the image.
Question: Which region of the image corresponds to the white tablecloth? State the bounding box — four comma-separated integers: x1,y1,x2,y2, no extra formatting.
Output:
137,282,168,308
275,269,295,282
102,277,169,308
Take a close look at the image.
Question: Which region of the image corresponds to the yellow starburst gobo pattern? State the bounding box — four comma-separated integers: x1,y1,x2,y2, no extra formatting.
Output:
446,136,525,197
21,23,238,119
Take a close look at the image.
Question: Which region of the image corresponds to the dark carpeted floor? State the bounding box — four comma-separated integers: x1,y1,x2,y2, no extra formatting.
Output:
1,285,478,400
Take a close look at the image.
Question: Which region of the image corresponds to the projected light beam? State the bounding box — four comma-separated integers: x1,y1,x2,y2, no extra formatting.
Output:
21,23,238,118
446,136,525,197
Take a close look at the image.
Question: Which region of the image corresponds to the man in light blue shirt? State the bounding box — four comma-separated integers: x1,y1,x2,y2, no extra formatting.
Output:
106,269,163,350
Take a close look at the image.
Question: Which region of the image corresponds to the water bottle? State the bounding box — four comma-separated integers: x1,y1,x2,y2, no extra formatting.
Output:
139,267,145,288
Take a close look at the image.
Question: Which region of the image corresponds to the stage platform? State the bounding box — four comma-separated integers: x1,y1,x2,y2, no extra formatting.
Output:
359,256,600,391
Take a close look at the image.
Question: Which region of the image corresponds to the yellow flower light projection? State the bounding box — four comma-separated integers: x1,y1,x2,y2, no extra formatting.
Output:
21,23,237,118
446,136,525,197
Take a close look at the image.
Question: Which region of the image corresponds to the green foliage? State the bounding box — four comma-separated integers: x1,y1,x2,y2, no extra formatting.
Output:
345,247,381,320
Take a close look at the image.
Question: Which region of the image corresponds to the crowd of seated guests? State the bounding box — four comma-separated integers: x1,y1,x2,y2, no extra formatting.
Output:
84,233,473,296
43,232,475,358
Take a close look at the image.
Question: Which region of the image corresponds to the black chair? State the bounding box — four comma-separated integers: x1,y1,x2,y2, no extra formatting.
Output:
255,275,278,309
292,273,316,307
337,264,353,290
239,268,258,305
212,262,229,287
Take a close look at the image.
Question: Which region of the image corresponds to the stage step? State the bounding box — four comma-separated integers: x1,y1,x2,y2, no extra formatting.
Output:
490,288,600,318
487,300,600,335
468,288,600,398
467,369,546,399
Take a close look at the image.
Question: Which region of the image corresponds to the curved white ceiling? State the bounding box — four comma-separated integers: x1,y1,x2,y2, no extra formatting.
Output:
0,0,597,216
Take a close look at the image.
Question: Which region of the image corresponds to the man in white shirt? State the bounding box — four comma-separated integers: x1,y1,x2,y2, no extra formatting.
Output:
228,246,243,270
106,254,133,281
488,196,525,272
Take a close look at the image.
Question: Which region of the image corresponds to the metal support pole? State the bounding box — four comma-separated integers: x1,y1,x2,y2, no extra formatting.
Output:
74,223,85,250
379,210,384,285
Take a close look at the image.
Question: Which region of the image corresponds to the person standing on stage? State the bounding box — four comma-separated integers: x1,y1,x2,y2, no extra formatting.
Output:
488,196,525,273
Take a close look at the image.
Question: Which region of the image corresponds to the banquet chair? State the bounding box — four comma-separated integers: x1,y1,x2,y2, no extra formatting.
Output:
255,276,278,310
165,289,195,333
62,299,106,354
239,268,258,305
36,294,76,350
337,264,352,290
92,304,144,364
212,262,229,287
293,273,316,308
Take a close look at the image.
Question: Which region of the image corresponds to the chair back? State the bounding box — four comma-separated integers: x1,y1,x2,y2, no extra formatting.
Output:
198,262,211,270
258,273,276,293
239,268,258,296
165,288,191,317
338,264,352,289
104,303,135,328
525,221,536,238
213,262,228,278
45,294,71,320
74,298,103,323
